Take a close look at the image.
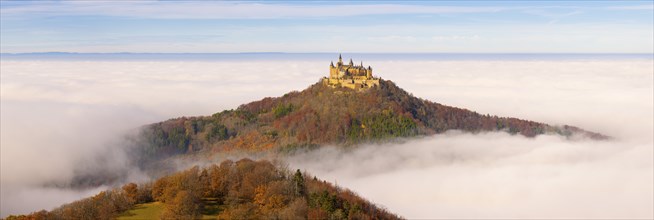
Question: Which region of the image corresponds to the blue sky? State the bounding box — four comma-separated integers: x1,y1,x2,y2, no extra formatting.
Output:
1,1,652,53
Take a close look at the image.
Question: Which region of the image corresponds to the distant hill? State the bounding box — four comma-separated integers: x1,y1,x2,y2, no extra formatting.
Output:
134,79,607,163
6,159,401,220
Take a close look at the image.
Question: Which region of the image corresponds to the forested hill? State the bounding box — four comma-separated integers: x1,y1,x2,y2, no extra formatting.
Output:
135,79,607,161
7,159,401,220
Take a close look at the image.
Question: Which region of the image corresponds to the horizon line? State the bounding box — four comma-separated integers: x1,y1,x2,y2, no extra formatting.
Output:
3,52,653,55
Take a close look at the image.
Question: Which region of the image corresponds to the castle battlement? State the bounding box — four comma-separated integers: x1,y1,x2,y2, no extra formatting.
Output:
322,54,380,90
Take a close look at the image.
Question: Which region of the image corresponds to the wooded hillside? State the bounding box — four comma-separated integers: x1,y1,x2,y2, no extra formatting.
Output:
134,79,607,163
6,159,401,220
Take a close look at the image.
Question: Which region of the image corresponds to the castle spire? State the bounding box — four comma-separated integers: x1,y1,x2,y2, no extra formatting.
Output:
349,58,353,66
330,61,334,67
338,54,342,63
360,61,363,67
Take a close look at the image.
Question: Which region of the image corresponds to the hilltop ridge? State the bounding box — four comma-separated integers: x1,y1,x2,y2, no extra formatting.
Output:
134,76,607,164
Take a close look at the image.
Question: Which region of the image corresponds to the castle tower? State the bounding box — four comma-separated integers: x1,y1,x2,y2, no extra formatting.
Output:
337,54,343,66
329,61,338,78
366,66,372,79
349,58,353,66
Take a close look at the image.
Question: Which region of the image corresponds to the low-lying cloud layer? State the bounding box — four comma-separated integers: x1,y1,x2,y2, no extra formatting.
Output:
0,60,323,216
289,132,653,219
1,58,652,218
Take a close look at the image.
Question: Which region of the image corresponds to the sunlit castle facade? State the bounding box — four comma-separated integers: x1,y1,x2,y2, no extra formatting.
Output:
323,54,380,90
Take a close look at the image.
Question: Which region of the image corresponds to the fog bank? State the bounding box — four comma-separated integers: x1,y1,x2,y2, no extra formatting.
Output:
0,60,323,216
289,132,653,219
1,59,652,217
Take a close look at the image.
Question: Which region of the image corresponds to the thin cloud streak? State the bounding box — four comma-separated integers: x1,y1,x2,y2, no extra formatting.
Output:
2,2,652,53
0,2,508,20
606,4,654,11
3,2,650,20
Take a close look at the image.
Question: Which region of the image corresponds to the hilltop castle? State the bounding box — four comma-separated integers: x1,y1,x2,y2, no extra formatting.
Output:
323,54,380,90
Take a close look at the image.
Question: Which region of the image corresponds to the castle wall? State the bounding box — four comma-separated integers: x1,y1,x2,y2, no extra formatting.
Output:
342,83,357,89
325,56,379,90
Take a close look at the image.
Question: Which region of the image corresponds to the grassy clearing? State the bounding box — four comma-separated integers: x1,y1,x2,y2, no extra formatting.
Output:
117,198,223,219
116,202,163,220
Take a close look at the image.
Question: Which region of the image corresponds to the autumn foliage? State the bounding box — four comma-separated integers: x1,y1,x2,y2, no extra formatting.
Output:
135,79,606,161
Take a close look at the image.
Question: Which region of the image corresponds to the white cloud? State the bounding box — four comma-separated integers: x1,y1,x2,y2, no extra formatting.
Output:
0,60,324,216
289,132,653,219
2,186,109,216
4,22,650,53
0,61,324,115
367,36,418,43
522,8,584,19
606,4,654,11
2,2,652,54
4,2,651,21
374,60,654,140
2,2,648,21
1,58,652,217
0,2,506,20
432,35,481,41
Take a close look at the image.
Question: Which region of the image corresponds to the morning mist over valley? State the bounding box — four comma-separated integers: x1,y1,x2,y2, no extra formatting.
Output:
1,1,653,219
